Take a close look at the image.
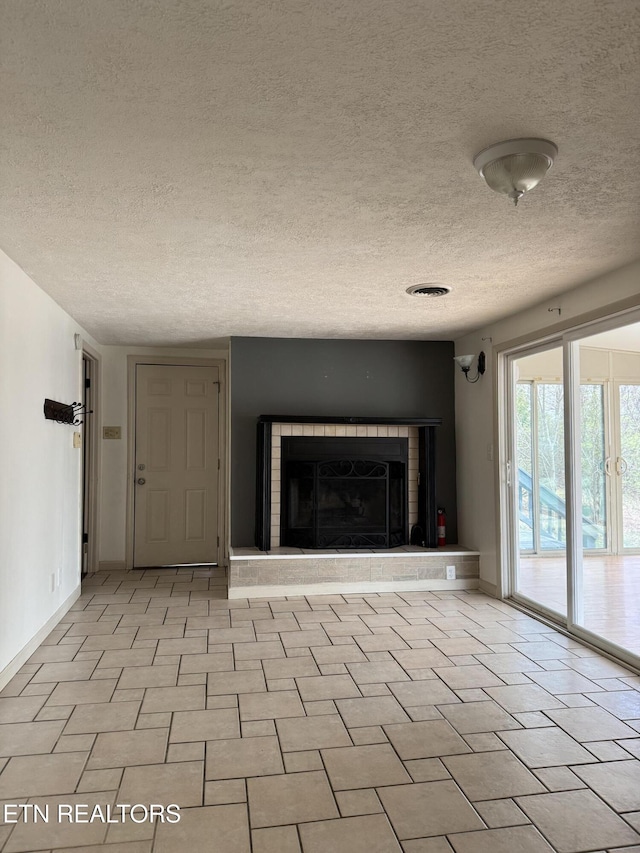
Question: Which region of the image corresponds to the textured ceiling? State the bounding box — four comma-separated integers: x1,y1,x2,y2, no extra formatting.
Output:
1,0,640,346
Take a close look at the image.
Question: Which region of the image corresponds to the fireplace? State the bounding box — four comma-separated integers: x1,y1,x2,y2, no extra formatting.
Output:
281,437,407,548
255,416,442,551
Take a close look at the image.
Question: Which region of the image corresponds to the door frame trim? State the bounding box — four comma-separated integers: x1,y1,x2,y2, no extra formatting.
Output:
82,343,102,575
125,355,227,571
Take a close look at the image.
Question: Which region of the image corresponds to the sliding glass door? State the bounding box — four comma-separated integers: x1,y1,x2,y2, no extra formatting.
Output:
504,316,640,664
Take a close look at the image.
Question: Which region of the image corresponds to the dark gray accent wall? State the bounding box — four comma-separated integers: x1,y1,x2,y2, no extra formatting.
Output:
230,337,458,547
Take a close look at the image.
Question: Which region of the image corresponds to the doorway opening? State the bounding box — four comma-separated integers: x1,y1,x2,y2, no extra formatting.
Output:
81,346,100,577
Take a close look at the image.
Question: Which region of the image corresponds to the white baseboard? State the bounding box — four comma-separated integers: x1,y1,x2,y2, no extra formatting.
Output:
479,578,498,598
0,585,81,691
228,578,479,600
98,561,127,572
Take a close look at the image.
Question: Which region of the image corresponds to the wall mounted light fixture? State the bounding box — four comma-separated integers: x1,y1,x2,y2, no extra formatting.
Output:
454,352,486,383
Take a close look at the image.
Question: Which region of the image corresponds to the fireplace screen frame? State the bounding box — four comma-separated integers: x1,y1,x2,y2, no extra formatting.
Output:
255,416,441,551
281,438,407,549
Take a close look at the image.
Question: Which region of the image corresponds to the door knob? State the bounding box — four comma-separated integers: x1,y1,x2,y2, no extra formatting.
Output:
137,478,146,485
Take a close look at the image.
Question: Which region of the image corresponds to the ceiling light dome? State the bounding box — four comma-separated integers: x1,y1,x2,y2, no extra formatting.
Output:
473,138,558,206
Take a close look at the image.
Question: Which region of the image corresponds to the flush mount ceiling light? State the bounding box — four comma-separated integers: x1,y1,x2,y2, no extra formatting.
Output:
406,284,451,297
473,138,558,206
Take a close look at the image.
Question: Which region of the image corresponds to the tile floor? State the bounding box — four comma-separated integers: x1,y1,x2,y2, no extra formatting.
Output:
1,567,640,853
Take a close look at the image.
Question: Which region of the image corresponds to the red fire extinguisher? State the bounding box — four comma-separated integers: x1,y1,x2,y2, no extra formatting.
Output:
437,508,446,547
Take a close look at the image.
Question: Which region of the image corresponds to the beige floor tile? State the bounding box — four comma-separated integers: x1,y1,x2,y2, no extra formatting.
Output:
208,670,267,695
355,635,409,653
154,804,250,853
533,766,587,791
430,637,491,656
47,679,118,706
252,825,301,853
233,641,285,661
248,770,339,827
442,750,545,801
0,719,65,756
473,798,530,828
463,731,508,751
336,696,410,727
242,720,276,737
64,700,141,734
118,665,178,689
239,690,304,721
516,789,640,852
384,720,471,760
439,700,521,734
27,643,81,663
80,632,137,652
167,741,205,762
97,648,155,668
378,779,484,839
76,767,123,792
484,684,566,713
572,760,640,811
205,778,246,805
336,788,384,816
391,649,452,670
0,751,87,796
169,708,239,742
447,825,554,853
345,661,410,684
284,750,324,772
3,793,114,851
156,637,207,656
402,838,455,853
310,644,368,664
565,656,634,679
296,674,361,701
87,728,168,769
350,725,387,744
544,707,637,741
179,653,234,674
585,690,640,719
432,665,504,689
388,680,460,708
499,727,599,767
141,685,206,713
281,629,331,648
276,714,352,751
55,732,96,751
528,670,603,695
404,757,450,782
583,739,631,760
0,695,47,723
206,735,284,779
322,743,411,790
118,759,203,807
299,813,402,853
262,656,320,680
473,653,542,674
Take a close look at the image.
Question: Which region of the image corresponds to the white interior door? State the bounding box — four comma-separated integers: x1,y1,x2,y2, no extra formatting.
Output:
134,364,220,567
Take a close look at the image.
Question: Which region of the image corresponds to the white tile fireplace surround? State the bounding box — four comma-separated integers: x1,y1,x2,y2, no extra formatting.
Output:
270,422,420,548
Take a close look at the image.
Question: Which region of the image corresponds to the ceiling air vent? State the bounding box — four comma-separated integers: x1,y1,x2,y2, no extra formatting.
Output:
406,284,450,297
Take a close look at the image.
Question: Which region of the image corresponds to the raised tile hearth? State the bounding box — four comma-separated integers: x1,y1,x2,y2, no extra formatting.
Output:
228,546,480,599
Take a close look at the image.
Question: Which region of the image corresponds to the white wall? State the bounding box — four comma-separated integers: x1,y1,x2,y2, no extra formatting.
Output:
0,250,102,681
98,345,228,566
455,259,640,591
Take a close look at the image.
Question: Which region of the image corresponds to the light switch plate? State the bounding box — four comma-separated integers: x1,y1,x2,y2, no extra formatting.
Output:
103,426,122,440
73,431,82,448
446,565,456,580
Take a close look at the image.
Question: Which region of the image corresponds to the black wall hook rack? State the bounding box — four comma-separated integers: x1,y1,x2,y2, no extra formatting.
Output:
44,399,93,426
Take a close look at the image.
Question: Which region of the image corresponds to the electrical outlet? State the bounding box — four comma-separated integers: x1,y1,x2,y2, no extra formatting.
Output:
446,565,456,580
56,568,61,588
103,426,122,440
